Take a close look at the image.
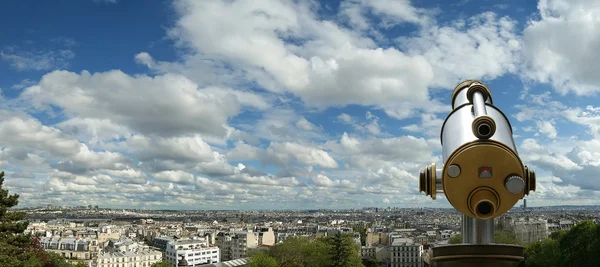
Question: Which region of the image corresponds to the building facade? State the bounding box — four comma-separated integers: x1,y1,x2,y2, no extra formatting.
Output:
388,239,424,267
165,239,220,266
97,249,162,267
40,237,98,267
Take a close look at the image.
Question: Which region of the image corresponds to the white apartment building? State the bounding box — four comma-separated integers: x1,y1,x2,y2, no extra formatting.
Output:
165,239,220,266
96,249,162,267
388,238,424,267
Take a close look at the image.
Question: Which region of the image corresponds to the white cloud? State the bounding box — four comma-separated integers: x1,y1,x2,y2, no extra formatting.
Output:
364,111,381,135
522,0,600,95
163,0,438,119
563,105,600,138
399,12,521,89
296,117,318,131
337,113,353,124
5,0,600,209
126,135,217,163
358,0,434,26
265,142,338,169
402,113,444,137
0,48,75,71
153,170,195,185
20,70,254,138
250,108,326,142
0,111,144,185
11,79,36,90
536,120,558,139
311,173,336,187
57,118,131,145
325,132,438,170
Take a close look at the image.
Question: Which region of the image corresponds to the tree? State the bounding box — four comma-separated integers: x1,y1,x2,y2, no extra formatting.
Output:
494,230,522,245
261,234,365,267
327,232,363,267
0,171,83,267
151,261,173,267
557,220,600,266
362,258,380,267
523,220,600,267
353,226,367,246
248,251,277,267
0,171,33,267
448,230,522,245
269,237,331,267
448,234,461,244
549,229,567,241
524,238,560,267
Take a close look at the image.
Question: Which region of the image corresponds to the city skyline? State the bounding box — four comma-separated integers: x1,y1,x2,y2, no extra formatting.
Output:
1,0,600,210
21,201,600,212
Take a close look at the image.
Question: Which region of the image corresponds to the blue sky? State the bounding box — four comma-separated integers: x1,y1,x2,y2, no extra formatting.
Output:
1,0,600,210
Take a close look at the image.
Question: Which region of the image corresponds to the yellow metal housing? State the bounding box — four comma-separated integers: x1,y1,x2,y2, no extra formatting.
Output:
442,140,525,219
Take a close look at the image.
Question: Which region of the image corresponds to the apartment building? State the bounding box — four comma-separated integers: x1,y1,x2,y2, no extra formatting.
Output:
215,231,258,261
152,236,175,251
165,239,220,266
361,238,424,267
366,232,390,246
388,238,424,267
255,227,275,246
99,232,121,243
40,237,99,267
97,249,162,267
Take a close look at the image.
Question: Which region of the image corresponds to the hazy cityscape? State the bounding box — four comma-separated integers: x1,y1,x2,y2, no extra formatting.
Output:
13,201,599,266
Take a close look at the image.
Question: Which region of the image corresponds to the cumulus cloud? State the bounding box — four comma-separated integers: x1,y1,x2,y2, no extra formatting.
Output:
20,70,253,138
520,138,600,191
399,11,521,89
0,49,75,71
5,0,600,209
522,0,600,95
160,0,440,119
265,142,338,169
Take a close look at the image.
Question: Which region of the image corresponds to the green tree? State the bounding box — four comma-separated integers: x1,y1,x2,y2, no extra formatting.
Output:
0,171,33,267
557,220,600,267
0,171,82,267
448,234,461,244
549,229,567,241
327,232,363,267
314,237,334,267
150,261,173,267
269,237,330,267
248,251,277,267
448,230,522,245
362,258,380,267
353,226,367,246
494,230,522,245
524,238,560,267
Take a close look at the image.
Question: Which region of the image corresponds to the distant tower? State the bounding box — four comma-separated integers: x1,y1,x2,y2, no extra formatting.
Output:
523,199,527,210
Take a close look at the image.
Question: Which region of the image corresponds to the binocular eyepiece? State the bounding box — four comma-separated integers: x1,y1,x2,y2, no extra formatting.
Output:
419,80,536,220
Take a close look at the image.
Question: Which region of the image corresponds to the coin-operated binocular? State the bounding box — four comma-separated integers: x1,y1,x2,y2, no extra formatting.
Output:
418,80,537,267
